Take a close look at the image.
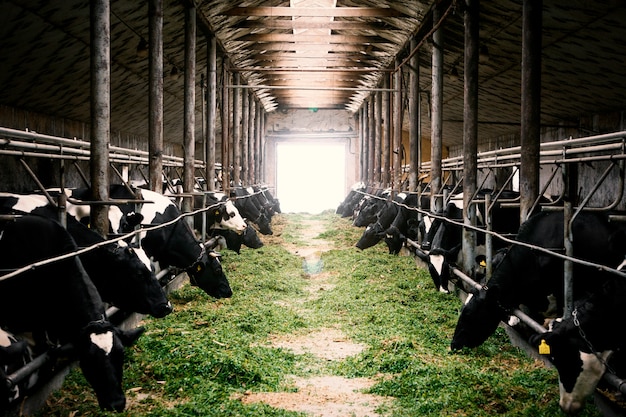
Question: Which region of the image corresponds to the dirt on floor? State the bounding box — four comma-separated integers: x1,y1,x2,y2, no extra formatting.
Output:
234,214,393,417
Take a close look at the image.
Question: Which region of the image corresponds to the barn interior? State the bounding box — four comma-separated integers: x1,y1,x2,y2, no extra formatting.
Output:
2,0,626,415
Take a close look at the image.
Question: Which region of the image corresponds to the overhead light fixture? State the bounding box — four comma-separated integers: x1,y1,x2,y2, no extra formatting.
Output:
136,38,148,58
479,45,490,64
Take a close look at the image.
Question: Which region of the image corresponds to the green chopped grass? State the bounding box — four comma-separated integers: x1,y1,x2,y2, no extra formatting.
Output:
34,212,602,417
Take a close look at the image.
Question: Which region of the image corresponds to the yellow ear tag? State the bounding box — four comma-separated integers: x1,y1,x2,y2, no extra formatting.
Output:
538,339,551,355
215,210,220,216
196,264,202,273
479,260,487,267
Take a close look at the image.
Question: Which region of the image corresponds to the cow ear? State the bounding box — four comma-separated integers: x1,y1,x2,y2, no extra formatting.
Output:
126,212,144,228
117,326,145,347
529,332,554,356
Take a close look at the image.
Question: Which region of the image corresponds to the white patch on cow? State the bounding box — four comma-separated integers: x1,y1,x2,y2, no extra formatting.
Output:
507,316,520,326
423,216,433,234
246,186,255,195
136,189,173,225
559,350,612,414
0,192,48,213
397,192,407,201
119,241,153,271
430,254,445,276
0,329,12,347
90,331,114,355
464,293,474,305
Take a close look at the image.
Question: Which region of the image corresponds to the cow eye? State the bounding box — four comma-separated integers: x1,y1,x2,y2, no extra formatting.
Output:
229,212,235,218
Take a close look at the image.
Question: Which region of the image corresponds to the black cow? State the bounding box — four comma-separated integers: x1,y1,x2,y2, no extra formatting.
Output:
232,187,273,235
59,185,233,299
336,182,366,218
529,269,626,415
382,192,420,254
0,193,173,318
251,185,281,217
356,192,414,251
352,188,390,227
0,215,143,411
450,211,626,351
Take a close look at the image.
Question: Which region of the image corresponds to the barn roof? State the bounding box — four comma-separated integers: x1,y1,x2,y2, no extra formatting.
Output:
1,0,625,148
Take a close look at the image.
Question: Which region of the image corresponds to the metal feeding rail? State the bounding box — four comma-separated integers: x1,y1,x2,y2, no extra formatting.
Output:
0,126,205,168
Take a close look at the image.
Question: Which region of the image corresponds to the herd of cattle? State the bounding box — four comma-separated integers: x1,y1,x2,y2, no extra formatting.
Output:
338,182,626,415
0,184,279,412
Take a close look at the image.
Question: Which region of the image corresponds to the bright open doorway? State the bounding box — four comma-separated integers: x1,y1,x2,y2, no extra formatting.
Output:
276,141,346,213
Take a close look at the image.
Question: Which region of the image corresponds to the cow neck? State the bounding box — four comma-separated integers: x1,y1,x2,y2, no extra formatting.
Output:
571,307,615,373
185,245,207,286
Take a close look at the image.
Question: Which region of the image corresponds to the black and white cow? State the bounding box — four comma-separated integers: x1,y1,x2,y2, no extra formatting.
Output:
210,222,264,254
0,193,173,318
450,211,626,351
232,187,273,235
352,188,390,227
0,328,37,411
529,270,626,415
0,215,143,411
192,190,247,239
382,192,420,254
418,189,521,293
60,185,233,299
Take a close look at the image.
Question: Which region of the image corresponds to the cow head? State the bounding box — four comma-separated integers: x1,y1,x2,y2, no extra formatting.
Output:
529,322,611,415
186,247,233,298
384,225,405,254
212,201,247,234
450,286,506,350
242,224,263,249
355,222,385,250
77,321,144,412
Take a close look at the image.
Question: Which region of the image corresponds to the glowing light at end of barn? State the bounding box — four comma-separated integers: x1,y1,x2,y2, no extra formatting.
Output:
276,142,346,214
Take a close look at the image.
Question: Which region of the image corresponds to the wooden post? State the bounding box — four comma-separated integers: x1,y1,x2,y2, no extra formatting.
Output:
462,0,479,275
368,97,375,184
206,34,217,191
149,0,163,193
382,75,390,186
183,4,196,218
361,103,369,183
374,90,382,185
248,94,256,184
393,57,403,191
221,61,229,191
520,0,542,222
430,5,444,213
232,73,241,186
241,87,249,186
409,38,421,193
255,100,262,184
90,0,110,237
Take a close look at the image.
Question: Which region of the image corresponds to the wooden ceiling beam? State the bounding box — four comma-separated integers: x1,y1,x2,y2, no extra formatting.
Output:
234,33,391,44
243,42,387,52
234,19,393,31
222,6,409,18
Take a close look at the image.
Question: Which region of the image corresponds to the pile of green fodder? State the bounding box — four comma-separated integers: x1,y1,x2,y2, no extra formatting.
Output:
35,211,602,417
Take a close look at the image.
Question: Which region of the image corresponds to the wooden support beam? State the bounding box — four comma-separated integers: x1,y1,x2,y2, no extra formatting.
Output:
222,6,409,18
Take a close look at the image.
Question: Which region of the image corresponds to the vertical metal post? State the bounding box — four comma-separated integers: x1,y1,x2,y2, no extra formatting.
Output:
520,0,542,222
183,4,196,223
462,0,479,275
90,0,110,237
430,5,444,213
206,35,217,191
149,0,164,193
